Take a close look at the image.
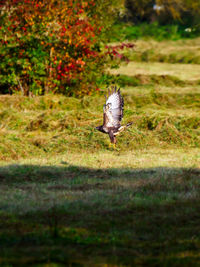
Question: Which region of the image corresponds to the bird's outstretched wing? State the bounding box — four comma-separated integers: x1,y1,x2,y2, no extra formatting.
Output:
103,86,124,128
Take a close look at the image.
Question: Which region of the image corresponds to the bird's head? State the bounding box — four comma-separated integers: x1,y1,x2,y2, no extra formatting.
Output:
95,125,104,132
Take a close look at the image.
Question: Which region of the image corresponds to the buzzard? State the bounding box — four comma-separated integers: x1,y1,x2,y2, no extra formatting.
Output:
96,86,132,146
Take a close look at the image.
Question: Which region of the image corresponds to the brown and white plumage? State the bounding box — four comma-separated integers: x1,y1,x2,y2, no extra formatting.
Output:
96,86,132,145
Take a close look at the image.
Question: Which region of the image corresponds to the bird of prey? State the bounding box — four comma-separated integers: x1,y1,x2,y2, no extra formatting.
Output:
96,86,132,147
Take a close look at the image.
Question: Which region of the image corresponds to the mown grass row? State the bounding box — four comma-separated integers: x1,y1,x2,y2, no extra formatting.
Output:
0,83,199,161
127,49,200,64
119,38,200,64
105,73,200,87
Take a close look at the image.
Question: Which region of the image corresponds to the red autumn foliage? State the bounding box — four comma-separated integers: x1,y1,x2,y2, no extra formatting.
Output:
0,0,133,96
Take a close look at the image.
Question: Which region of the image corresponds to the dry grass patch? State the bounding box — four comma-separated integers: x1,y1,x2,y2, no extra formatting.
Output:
121,38,200,64
110,62,200,81
0,88,199,161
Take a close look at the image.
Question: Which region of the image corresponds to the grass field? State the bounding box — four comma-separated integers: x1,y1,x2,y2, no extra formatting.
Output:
122,38,200,64
0,38,200,266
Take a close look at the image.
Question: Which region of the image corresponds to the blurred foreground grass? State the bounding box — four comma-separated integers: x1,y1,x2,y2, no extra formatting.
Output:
0,150,200,266
0,39,200,266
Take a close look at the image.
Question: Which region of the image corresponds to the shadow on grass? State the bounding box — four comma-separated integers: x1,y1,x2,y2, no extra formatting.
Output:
0,164,200,266
0,162,200,183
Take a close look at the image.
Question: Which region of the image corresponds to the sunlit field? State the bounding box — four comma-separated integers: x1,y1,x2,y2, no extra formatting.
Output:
0,38,200,266
110,61,200,81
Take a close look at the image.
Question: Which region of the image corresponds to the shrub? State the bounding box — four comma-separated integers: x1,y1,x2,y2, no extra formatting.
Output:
0,0,124,96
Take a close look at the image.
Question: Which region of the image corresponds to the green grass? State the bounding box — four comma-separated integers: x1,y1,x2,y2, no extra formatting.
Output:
0,151,200,265
109,23,200,42
1,38,200,265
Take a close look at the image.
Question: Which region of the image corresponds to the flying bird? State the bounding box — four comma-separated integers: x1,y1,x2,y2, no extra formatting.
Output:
96,86,132,147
